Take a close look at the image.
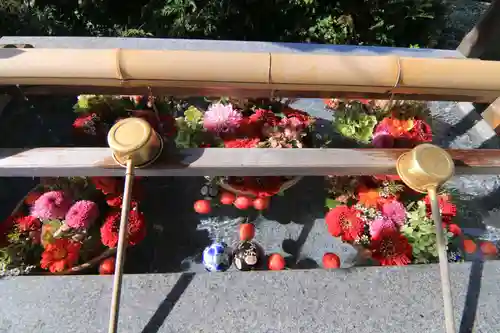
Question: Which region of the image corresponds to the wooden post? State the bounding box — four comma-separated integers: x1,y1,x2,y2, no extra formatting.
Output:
458,0,500,60
458,0,500,133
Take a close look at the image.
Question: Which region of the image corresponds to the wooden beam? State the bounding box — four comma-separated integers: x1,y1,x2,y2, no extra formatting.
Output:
0,148,498,177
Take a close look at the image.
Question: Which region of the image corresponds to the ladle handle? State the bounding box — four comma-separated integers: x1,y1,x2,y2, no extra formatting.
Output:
108,159,135,333
428,186,456,333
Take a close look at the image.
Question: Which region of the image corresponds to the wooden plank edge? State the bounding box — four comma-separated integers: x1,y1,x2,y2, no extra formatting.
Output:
0,148,498,177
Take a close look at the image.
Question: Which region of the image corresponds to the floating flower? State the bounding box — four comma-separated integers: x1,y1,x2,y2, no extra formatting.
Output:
424,194,456,222
16,215,41,232
31,191,72,220
325,205,365,242
282,107,312,128
40,238,81,273
100,209,146,248
203,103,242,133
446,223,462,237
91,177,120,195
105,194,138,209
65,200,99,229
223,138,260,148
370,228,412,266
357,186,380,208
408,119,432,143
372,130,394,148
370,216,396,239
382,201,406,226
249,109,279,127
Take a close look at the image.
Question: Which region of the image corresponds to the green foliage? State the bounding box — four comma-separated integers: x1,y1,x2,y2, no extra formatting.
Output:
401,201,454,264
1,0,446,48
334,106,378,143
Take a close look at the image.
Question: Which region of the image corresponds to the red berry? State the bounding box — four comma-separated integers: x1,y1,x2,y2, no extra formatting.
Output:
480,241,498,256
194,200,211,214
233,196,252,210
239,223,255,241
253,197,270,211
99,257,116,275
268,253,286,271
220,192,236,205
322,253,341,269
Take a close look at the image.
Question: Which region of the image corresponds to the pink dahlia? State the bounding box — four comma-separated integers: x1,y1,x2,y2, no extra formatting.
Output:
370,216,396,239
31,191,72,220
203,103,242,133
65,200,100,229
382,201,406,226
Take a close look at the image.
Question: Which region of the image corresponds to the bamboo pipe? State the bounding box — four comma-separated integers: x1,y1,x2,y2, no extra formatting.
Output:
1,48,500,101
105,117,164,333
396,144,456,333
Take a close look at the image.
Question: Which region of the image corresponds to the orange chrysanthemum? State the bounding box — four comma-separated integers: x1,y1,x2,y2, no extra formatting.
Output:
40,238,81,273
357,186,380,208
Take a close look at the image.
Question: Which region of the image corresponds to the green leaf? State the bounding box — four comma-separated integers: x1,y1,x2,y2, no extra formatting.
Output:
325,198,341,209
184,106,203,123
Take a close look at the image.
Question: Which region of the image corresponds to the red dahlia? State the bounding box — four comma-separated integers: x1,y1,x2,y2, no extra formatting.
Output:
424,194,456,222
249,109,279,126
325,205,365,242
370,228,412,266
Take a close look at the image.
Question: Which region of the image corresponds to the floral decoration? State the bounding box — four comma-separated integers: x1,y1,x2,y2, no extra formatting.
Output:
323,99,464,266
0,176,146,276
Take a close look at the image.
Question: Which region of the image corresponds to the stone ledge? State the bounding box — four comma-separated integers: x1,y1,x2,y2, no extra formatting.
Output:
1,261,499,332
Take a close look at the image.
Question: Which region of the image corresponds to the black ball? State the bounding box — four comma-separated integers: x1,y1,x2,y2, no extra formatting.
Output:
233,241,262,271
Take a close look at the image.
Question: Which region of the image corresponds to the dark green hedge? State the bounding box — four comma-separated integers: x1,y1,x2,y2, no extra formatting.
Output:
1,0,445,47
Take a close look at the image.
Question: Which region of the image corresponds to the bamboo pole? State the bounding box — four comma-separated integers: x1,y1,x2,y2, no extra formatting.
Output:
1,48,500,101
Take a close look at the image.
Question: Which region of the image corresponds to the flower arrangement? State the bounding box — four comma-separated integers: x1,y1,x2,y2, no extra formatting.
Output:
177,98,315,212
73,95,315,212
324,98,432,147
0,176,146,276
322,99,464,266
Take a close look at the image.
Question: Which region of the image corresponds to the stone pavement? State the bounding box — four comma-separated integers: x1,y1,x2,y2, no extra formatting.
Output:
1,262,499,332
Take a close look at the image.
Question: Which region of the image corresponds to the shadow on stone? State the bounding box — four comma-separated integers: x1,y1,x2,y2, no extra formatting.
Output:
459,260,484,333
141,272,196,333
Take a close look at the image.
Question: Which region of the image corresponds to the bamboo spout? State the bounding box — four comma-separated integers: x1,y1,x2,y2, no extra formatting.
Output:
1,48,500,101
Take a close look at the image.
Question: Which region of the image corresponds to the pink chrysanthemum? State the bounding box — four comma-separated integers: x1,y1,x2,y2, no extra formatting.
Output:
65,200,100,229
382,201,406,226
203,103,242,133
370,216,396,239
31,191,72,220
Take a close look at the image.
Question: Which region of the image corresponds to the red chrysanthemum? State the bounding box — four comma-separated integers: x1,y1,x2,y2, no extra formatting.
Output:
100,209,146,248
40,238,81,273
408,119,432,143
105,194,138,209
223,138,260,148
0,215,16,246
325,205,365,242
16,215,41,232
282,107,311,126
91,177,120,195
249,109,279,126
424,194,457,221
370,228,412,266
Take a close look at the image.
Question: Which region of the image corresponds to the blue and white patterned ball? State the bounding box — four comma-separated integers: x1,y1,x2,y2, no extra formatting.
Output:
202,242,231,272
